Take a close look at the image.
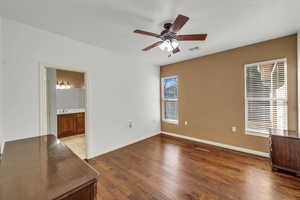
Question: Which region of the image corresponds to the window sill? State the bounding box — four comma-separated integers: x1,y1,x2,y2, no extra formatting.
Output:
162,120,179,125
246,131,269,138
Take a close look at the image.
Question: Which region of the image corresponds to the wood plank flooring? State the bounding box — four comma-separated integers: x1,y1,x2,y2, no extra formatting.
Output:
88,134,300,200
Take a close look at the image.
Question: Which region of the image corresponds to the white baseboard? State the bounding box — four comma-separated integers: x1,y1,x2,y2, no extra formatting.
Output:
87,132,160,159
161,131,270,158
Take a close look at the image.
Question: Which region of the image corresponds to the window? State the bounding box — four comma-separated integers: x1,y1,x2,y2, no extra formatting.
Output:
162,76,178,123
245,58,288,136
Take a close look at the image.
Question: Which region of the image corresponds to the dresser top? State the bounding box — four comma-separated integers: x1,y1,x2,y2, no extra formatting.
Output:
269,129,299,139
0,135,99,200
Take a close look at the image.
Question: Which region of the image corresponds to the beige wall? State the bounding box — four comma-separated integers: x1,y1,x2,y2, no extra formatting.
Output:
56,69,84,88
160,34,298,153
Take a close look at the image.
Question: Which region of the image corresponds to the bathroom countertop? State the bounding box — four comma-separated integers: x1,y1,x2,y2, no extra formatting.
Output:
57,108,85,115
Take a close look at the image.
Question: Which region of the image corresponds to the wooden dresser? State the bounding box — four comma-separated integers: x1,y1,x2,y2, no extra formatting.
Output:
0,135,99,200
269,129,300,176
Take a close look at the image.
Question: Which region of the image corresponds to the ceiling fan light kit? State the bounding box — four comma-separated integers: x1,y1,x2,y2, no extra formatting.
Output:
159,39,179,52
134,14,207,56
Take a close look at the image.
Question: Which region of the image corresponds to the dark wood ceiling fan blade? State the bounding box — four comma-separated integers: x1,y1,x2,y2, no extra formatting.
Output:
173,47,180,54
134,30,161,38
177,34,207,41
142,41,163,51
169,14,189,33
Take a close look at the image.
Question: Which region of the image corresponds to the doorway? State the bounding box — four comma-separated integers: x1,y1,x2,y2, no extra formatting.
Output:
40,64,88,159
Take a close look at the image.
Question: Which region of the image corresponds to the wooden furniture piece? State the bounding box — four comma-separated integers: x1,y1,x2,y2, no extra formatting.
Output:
0,135,99,200
269,129,300,176
58,112,85,138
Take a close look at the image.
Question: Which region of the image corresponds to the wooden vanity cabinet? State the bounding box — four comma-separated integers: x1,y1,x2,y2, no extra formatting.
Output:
76,113,85,134
58,112,85,138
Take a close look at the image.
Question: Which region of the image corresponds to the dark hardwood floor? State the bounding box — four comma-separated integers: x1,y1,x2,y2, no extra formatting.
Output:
88,134,300,200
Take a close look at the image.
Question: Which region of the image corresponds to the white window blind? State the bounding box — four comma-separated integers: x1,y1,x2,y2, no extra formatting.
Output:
162,76,178,123
245,58,288,135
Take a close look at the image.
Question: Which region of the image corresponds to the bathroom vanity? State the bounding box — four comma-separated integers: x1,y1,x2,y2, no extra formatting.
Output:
57,109,85,138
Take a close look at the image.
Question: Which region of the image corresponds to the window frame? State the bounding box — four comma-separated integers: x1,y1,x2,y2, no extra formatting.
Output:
161,76,179,124
244,58,288,137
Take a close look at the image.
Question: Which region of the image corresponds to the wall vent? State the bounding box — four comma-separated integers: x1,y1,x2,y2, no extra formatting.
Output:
189,46,200,51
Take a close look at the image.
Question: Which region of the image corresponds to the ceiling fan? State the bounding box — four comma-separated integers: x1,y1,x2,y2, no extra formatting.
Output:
134,14,207,56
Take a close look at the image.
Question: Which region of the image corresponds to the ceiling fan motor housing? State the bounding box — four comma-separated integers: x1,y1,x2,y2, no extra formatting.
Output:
160,31,177,41
160,23,174,37
163,22,172,30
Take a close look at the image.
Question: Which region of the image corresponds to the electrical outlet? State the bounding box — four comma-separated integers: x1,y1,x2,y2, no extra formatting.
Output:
231,126,237,133
184,121,188,126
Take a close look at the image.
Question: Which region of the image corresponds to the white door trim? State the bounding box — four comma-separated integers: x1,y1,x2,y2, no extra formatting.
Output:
39,62,90,159
297,32,300,133
39,64,48,136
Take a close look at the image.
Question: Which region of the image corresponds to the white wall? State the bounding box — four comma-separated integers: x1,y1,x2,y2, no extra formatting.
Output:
2,19,160,158
56,88,85,109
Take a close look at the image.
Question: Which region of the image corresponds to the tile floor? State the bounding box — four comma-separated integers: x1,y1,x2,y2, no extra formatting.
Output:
60,134,86,159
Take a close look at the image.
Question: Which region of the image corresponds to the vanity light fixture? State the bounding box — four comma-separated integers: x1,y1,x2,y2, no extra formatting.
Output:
56,80,72,90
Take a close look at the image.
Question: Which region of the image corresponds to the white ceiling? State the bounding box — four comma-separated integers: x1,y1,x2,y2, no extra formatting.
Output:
1,0,300,65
